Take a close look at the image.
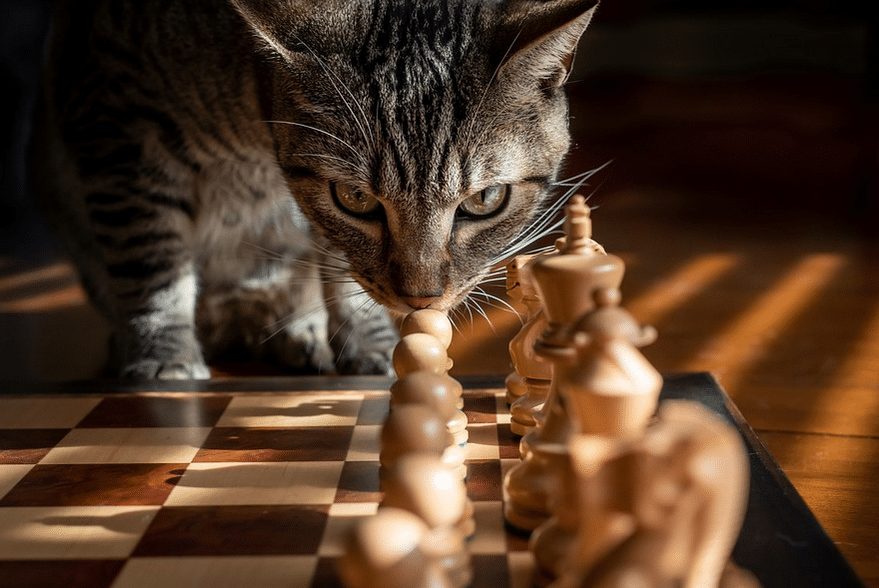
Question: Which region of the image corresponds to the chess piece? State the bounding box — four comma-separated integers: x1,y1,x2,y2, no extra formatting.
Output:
382,454,473,588
400,309,454,349
391,371,469,447
504,199,618,533
559,287,661,438
393,333,453,378
509,196,607,435
520,210,650,583
505,256,532,405
337,507,452,588
379,404,451,473
508,255,553,436
379,404,467,480
557,401,753,588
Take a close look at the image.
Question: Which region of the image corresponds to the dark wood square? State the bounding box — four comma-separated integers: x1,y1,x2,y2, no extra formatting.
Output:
495,423,521,459
0,560,125,588
505,524,532,552
471,554,511,586
463,393,498,424
335,461,381,503
77,396,232,428
0,463,185,506
0,429,68,464
312,557,345,588
134,505,329,556
193,426,353,462
466,460,503,501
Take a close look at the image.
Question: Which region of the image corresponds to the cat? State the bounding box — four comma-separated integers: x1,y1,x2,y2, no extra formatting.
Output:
33,0,598,379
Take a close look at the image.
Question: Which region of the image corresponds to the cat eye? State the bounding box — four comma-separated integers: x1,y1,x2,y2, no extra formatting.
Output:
331,183,381,217
458,185,510,218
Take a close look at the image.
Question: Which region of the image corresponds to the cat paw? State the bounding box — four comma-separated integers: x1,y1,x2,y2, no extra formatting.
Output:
121,359,211,380
271,326,336,373
335,349,394,376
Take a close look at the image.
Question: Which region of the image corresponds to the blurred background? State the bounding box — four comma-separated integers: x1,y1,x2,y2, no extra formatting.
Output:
0,1,877,583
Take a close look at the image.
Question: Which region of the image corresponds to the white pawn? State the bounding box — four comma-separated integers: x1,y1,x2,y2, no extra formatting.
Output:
382,454,473,588
338,507,452,588
379,403,465,482
400,309,454,349
392,371,469,446
393,333,453,378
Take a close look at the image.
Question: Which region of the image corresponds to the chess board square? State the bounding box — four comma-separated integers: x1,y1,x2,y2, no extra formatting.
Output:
0,560,125,588
470,501,507,555
164,461,343,506
319,503,379,556
466,423,501,460
0,506,159,559
334,461,381,503
0,429,68,464
194,427,352,462
0,397,100,428
355,395,389,425
40,428,212,464
464,392,501,424
471,554,511,586
466,460,503,501
495,393,512,424
78,396,231,428
217,393,363,428
114,556,319,588
0,463,184,506
496,424,521,459
508,551,537,588
133,505,329,556
345,425,381,461
0,464,35,499
312,557,344,588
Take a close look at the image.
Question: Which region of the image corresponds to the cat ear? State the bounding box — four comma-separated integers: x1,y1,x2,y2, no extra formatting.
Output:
498,0,599,90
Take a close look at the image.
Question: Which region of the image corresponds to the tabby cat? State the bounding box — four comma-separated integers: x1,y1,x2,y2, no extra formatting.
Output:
34,0,598,379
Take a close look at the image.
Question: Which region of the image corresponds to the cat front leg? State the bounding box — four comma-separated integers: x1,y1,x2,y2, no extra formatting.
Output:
78,186,209,380
116,264,209,380
324,279,398,376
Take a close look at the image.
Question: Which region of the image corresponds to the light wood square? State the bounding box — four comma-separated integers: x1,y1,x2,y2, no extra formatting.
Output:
217,393,363,427
470,501,507,554
466,424,500,460
345,425,381,461
164,462,344,506
41,428,212,464
0,505,159,559
0,464,34,498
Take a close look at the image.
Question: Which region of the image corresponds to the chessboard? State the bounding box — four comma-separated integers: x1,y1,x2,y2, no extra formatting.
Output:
0,374,863,588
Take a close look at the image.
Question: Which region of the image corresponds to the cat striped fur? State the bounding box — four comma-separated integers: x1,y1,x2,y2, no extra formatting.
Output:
33,0,598,379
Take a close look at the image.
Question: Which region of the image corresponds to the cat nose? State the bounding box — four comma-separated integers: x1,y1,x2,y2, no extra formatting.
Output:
401,295,441,310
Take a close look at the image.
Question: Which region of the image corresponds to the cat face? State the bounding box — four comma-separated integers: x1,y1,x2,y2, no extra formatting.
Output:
233,0,597,313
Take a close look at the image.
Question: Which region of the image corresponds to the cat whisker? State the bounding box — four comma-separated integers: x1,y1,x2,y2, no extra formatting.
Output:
467,296,497,334
552,161,611,186
472,286,523,323
460,297,475,328
334,297,378,360
263,120,365,163
447,306,463,335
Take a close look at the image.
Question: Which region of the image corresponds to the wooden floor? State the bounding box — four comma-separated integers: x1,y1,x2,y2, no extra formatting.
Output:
1,73,877,584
